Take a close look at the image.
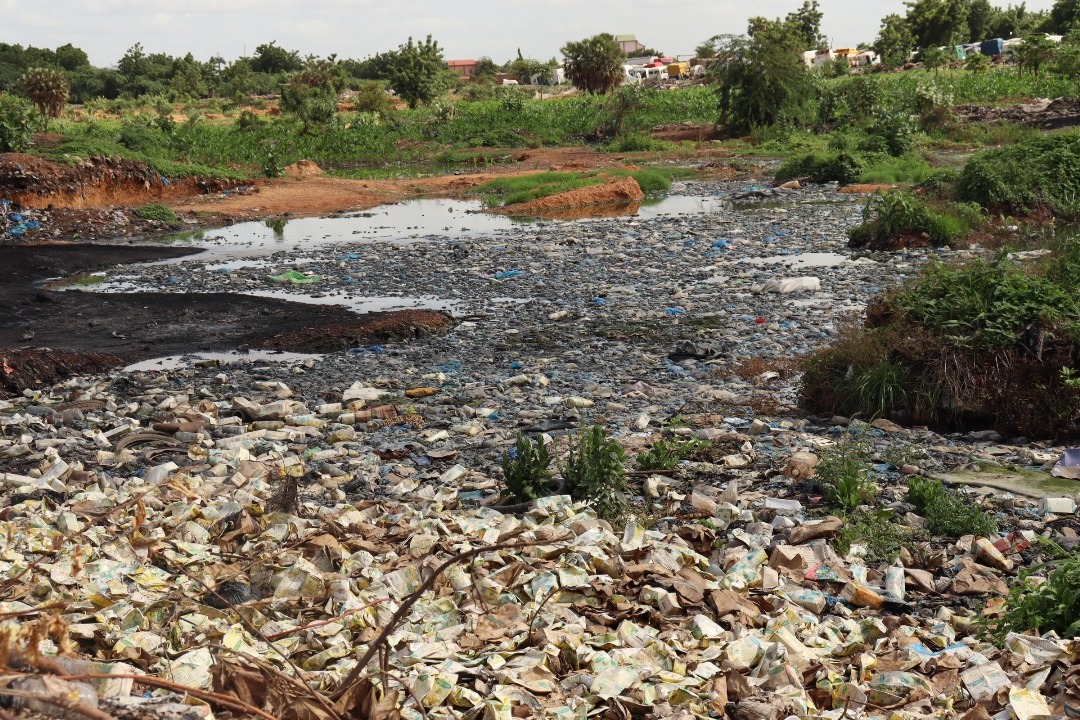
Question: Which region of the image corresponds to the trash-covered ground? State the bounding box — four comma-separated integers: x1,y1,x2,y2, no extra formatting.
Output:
1,180,1078,720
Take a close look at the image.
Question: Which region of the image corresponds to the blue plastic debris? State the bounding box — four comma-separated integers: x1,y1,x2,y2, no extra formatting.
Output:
494,270,524,279
665,308,685,316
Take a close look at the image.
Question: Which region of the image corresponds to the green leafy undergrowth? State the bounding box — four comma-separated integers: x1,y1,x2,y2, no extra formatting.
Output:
958,131,1080,217
562,425,629,522
816,429,876,511
988,543,1080,643
501,432,554,502
906,476,997,537
834,509,927,564
134,203,177,223
847,190,983,248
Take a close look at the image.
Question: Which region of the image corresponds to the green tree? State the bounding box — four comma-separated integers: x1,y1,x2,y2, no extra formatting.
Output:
474,56,499,81
54,43,89,71
1016,33,1057,76
706,27,813,132
1046,0,1080,33
988,3,1047,38
384,35,447,109
786,0,827,48
252,41,302,74
562,33,624,94
353,80,395,117
968,0,995,41
875,14,916,67
905,0,972,47
18,66,69,122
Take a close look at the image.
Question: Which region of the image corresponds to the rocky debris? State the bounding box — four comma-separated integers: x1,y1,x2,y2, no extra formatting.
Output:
2,178,1079,719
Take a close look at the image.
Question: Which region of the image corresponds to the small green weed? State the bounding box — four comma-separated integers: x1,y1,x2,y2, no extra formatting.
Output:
834,509,926,563
816,429,875,511
906,476,997,537
562,425,629,522
635,436,709,472
847,190,981,247
859,154,935,185
988,542,1080,643
501,432,555,502
134,203,177,223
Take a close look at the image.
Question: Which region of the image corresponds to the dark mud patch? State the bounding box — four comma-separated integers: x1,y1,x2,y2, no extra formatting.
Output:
0,244,454,369
1,348,124,396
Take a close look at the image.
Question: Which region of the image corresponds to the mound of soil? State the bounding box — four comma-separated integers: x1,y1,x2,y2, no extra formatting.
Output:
1,348,124,397
490,176,644,216
262,311,455,352
0,153,241,210
841,183,896,194
284,160,323,179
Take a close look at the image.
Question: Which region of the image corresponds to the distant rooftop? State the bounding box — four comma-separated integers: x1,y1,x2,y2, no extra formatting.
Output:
615,34,638,42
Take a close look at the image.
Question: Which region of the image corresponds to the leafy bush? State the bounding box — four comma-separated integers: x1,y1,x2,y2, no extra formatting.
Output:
866,112,918,157
991,547,1080,642
18,66,70,120
776,150,863,184
958,132,1080,216
906,476,997,537
134,203,177,223
561,425,629,522
834,509,924,563
816,430,875,511
0,95,38,152
635,437,708,471
859,154,936,184
501,432,554,502
847,190,981,247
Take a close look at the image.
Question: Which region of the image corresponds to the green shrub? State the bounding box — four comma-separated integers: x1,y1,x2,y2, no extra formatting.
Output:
561,425,629,522
604,132,667,153
635,436,708,471
816,430,875,511
906,476,997,537
866,112,917,157
134,203,177,223
776,150,863,184
501,432,555,502
847,190,981,247
859,154,936,184
924,490,997,537
958,131,1080,216
0,95,37,152
834,509,925,563
990,546,1080,643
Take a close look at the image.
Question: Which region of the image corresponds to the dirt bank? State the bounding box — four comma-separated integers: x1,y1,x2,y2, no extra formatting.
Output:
0,244,453,392
489,175,645,216
0,153,242,209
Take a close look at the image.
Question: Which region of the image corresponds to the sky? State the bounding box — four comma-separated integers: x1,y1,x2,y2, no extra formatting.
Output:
1,0,1062,67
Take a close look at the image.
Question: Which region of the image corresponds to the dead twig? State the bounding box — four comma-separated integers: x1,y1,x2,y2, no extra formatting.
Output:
329,530,568,702
264,598,391,641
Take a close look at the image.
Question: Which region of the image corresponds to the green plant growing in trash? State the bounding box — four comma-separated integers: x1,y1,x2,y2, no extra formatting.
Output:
834,509,926,564
816,429,875,511
906,476,997,537
561,425,629,522
501,432,555,503
987,540,1080,644
134,203,177,223
635,436,710,471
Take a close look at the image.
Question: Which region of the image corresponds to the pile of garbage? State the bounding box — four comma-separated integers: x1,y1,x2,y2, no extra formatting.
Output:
954,98,1080,129
1,360,1078,720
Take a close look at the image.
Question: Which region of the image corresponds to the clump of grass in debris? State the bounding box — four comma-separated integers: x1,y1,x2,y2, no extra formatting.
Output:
847,190,983,248
635,436,710,472
906,476,997,538
562,425,629,522
134,203,177,223
775,150,863,185
858,154,936,185
834,509,926,564
501,432,555,503
816,429,876,511
474,172,604,208
988,541,1080,643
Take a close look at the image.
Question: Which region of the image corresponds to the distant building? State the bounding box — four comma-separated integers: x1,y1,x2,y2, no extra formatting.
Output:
447,59,478,78
615,34,645,55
